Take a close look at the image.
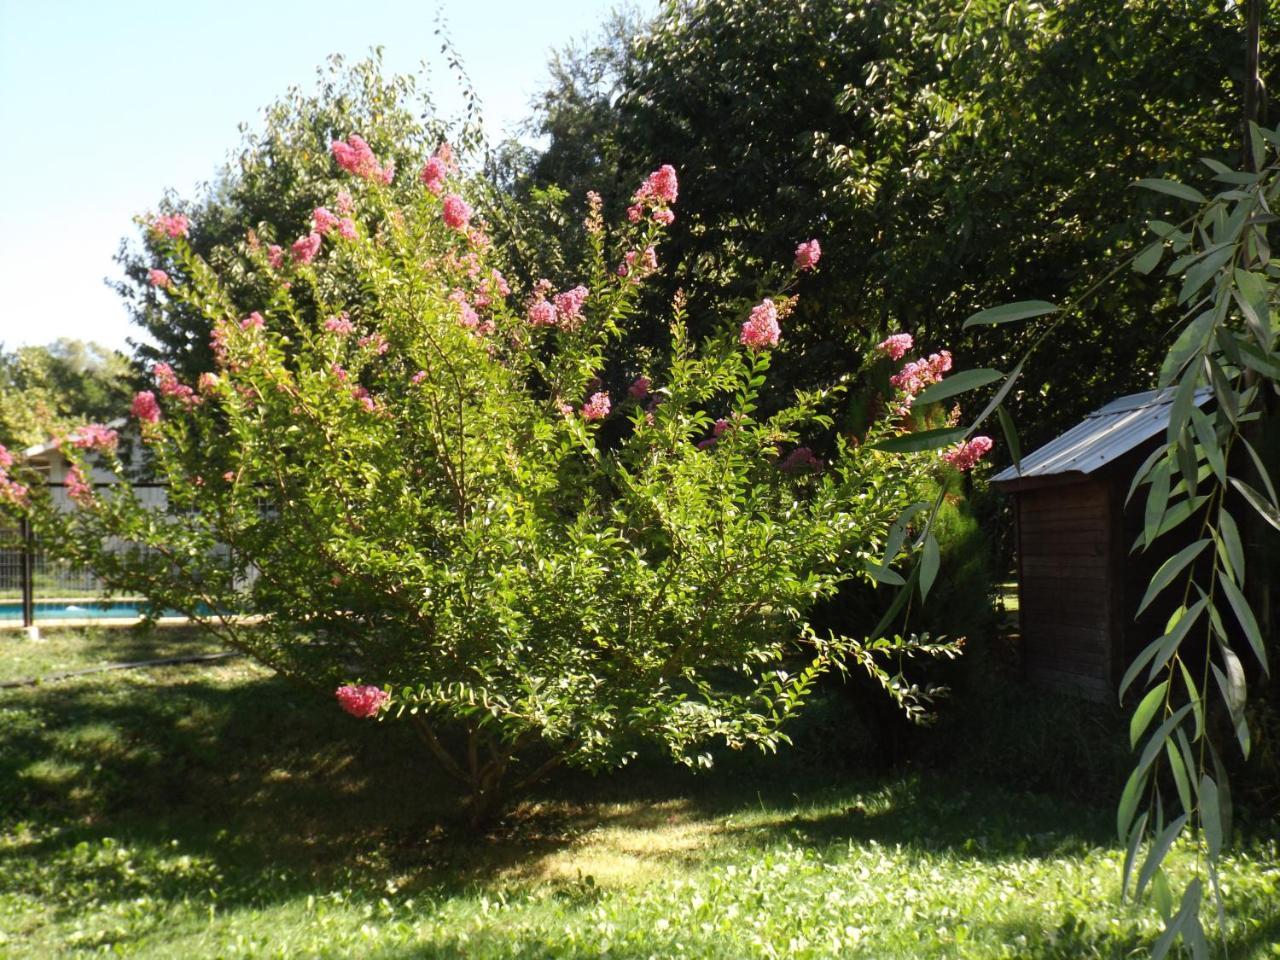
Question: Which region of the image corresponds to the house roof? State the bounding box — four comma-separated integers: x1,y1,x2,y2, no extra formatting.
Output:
992,387,1212,485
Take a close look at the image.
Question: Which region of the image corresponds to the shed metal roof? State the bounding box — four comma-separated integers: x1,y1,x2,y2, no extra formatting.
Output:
992,387,1212,484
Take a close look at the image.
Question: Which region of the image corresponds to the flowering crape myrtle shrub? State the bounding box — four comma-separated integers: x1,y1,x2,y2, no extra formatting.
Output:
4,146,967,821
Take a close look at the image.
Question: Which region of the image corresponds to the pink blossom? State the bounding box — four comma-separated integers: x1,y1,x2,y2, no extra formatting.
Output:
241,312,264,331
442,195,472,230
527,299,557,328
330,135,388,181
490,269,511,297
410,370,427,385
584,191,604,234
335,684,388,718
435,141,457,171
131,390,161,424
740,299,781,351
313,207,340,235
151,213,190,238
620,246,658,281
653,208,675,226
148,269,170,288
889,350,952,396
379,159,395,185
71,423,119,454
351,385,376,413
358,333,389,355
198,372,219,395
627,204,643,223
778,446,823,474
634,164,678,205
697,418,731,450
581,391,611,421
336,190,355,215
876,333,914,361
794,239,821,271
291,233,321,265
267,245,285,269
0,475,28,506
450,289,481,329
553,285,589,327
330,363,349,383
210,325,230,366
0,445,12,470
65,463,93,505
420,155,447,194
154,362,200,407
628,376,651,399
942,436,994,471
337,218,357,240
325,315,354,335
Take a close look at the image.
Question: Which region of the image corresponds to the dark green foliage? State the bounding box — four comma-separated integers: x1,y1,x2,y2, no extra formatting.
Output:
512,0,1266,447
0,339,135,449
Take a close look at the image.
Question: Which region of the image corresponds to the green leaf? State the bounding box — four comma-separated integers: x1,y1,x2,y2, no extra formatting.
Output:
1158,312,1213,387
996,404,1021,474
1230,478,1280,532
871,427,966,454
1136,540,1210,615
1151,879,1202,960
912,368,1003,406
1130,680,1169,749
1122,811,1149,900
1133,241,1164,275
1134,178,1207,204
1219,573,1268,674
1117,764,1150,841
1165,739,1193,816
962,300,1057,329
919,533,940,603
864,562,905,587
1136,813,1189,900
1237,340,1280,379
1200,774,1223,860
1143,459,1172,547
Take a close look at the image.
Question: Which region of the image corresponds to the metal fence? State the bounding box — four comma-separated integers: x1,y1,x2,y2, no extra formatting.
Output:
0,483,178,627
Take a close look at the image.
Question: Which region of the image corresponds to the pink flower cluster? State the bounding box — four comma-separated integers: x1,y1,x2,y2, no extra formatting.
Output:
698,417,732,450
331,135,393,183
65,463,93,505
325,314,354,335
153,362,200,407
420,155,448,195
628,376,651,399
0,445,27,506
358,333,389,355
241,312,264,331
740,299,781,351
942,436,993,471
553,285,589,327
267,245,285,270
313,207,340,235
132,390,161,424
628,164,679,224
148,269,171,289
581,391,611,421
877,333,914,361
151,213,190,238
351,385,376,413
778,446,823,474
794,239,821,271
292,233,322,265
335,684,388,718
442,195,472,230
618,246,658,281
70,423,119,454
889,350,952,395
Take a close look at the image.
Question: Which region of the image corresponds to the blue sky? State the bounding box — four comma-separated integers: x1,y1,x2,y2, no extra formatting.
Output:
0,0,651,354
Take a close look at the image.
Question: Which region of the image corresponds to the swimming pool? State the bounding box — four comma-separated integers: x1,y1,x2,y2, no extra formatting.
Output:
0,599,191,622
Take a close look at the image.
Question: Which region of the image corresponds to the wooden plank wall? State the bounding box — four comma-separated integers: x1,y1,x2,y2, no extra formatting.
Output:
1017,480,1114,700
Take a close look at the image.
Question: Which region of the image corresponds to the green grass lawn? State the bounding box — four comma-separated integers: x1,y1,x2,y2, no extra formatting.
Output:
1,628,1277,958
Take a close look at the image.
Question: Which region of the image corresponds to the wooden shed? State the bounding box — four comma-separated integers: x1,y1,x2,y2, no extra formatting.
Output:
991,388,1210,700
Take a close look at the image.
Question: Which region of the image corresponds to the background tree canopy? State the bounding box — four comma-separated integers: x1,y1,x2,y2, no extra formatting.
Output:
0,339,133,450
508,0,1268,448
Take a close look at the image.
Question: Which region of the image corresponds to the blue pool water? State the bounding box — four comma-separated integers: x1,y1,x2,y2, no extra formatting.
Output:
0,601,189,621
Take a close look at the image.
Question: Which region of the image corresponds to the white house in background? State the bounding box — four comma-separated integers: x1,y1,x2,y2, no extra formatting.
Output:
20,419,168,511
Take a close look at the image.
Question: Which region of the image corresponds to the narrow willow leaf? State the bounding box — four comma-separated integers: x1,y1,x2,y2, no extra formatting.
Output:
1232,267,1273,345
1190,408,1224,483
996,404,1021,474
1176,430,1199,500
962,300,1057,329
1118,765,1151,841
1143,460,1172,548
1238,340,1280,378
913,368,1004,406
1137,814,1190,900
972,357,1025,430
1165,740,1193,816
1130,680,1169,749
1178,661,1205,740
1241,437,1279,505
1136,540,1210,616
1178,245,1235,305
1152,867,1174,919
1166,374,1202,448
864,562,905,587
1136,704,1194,780
1126,446,1167,506
1134,495,1209,552
1158,312,1213,387
1219,574,1268,674
1121,598,1206,701
1122,811,1150,900
872,427,966,454
1133,241,1164,274
1200,774,1223,860
1151,879,1202,960
883,502,929,564
919,533,940,603
1135,178,1207,204
1230,477,1280,532
1211,660,1251,758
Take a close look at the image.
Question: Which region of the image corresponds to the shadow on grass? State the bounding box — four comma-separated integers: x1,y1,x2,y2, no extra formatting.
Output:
3,659,1276,959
